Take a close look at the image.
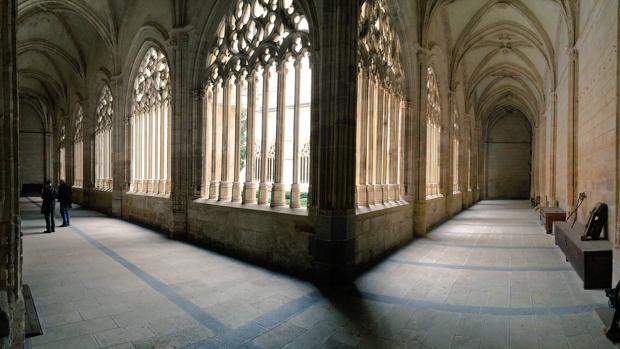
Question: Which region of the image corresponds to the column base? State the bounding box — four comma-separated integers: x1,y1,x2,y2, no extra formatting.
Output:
219,181,233,201
243,182,258,204
258,182,270,205
373,184,382,205
271,183,286,207
231,182,243,202
290,183,301,208
381,184,389,203
366,184,375,206
209,181,220,200
356,185,367,207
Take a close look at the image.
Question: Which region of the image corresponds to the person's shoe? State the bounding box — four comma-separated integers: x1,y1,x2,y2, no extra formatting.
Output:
59,224,67,227
42,231,49,234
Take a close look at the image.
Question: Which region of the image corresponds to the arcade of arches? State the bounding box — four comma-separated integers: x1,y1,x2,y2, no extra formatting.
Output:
2,0,620,347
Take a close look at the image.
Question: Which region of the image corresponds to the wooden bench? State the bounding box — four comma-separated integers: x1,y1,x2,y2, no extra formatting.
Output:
554,221,612,289
540,207,566,234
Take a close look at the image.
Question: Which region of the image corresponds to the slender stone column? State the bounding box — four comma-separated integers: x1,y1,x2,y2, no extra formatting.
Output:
271,63,287,207
0,0,25,345
219,78,232,201
366,78,376,205
290,60,302,208
243,72,258,204
202,87,213,198
356,71,369,206
232,78,243,203
375,85,384,203
258,67,271,204
312,0,360,282
209,83,221,200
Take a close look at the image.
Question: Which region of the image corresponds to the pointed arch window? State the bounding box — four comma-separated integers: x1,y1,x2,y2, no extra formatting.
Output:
130,47,171,195
202,0,312,208
95,85,113,191
355,0,405,207
59,123,66,181
426,66,441,197
73,106,84,188
452,101,460,193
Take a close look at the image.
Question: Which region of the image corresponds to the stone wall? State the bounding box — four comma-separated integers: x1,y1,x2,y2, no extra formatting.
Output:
18,103,45,187
187,201,314,274
485,113,532,199
575,0,618,238
121,194,173,232
354,203,413,267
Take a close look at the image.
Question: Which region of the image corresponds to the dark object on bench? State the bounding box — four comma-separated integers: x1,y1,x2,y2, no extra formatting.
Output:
554,221,612,289
23,284,43,338
539,207,566,234
604,280,620,342
581,202,608,241
21,184,43,197
530,196,541,208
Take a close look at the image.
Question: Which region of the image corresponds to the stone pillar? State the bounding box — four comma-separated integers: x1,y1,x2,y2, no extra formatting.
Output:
0,0,24,346
243,72,258,204
290,60,302,208
310,0,360,282
271,63,287,207
414,49,429,236
567,47,578,208
232,78,243,203
258,67,271,205
169,28,192,237
219,79,232,201
549,91,557,206
110,74,125,216
192,88,205,198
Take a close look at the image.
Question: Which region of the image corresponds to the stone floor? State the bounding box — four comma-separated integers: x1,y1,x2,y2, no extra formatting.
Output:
21,198,619,348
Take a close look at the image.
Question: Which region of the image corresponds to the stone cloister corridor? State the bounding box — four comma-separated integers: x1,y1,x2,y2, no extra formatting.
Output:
21,198,617,348
2,0,620,347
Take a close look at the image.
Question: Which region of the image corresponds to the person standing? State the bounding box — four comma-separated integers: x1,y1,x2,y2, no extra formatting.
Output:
57,179,72,227
41,179,57,233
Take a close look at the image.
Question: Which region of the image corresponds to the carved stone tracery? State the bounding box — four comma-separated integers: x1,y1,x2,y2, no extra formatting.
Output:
206,0,311,82
358,0,403,93
96,85,113,133
132,47,170,115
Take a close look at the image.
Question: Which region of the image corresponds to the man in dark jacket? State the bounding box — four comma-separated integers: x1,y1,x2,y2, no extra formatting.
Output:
57,179,72,227
41,179,57,233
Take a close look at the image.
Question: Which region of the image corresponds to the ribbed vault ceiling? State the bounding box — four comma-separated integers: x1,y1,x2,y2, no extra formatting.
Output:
422,0,575,130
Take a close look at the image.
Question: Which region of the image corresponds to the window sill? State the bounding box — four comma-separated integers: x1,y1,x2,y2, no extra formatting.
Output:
125,191,171,199
93,188,113,193
452,190,462,195
192,198,309,216
425,194,444,200
356,200,410,215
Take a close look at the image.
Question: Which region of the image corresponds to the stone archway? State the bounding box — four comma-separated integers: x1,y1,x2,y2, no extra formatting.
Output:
484,111,532,199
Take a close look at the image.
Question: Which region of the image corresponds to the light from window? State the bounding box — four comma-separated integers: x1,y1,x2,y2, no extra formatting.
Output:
426,66,441,197
95,85,113,191
73,106,84,188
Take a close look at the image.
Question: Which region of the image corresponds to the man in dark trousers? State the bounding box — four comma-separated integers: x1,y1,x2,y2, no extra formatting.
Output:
57,179,72,227
41,179,57,233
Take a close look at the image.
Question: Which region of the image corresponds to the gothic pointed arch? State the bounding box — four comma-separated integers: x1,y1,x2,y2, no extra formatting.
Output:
201,0,313,208
95,84,113,190
355,0,405,207
129,46,172,195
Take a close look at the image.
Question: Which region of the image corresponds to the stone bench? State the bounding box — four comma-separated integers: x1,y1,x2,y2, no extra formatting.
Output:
540,207,566,234
554,221,612,289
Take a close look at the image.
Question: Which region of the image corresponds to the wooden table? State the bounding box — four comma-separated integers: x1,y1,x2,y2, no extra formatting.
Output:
540,207,566,234
554,221,612,289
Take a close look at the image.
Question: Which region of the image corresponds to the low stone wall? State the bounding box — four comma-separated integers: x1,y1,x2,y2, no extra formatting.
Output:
425,195,447,229
121,193,173,232
187,201,314,274
89,190,113,215
354,203,413,266
447,192,463,216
